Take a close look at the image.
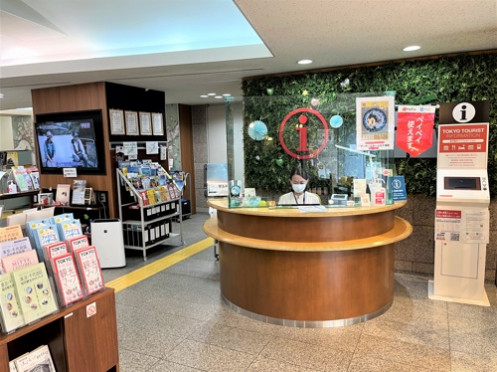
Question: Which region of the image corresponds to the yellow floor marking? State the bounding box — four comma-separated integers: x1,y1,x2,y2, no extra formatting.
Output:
106,237,214,293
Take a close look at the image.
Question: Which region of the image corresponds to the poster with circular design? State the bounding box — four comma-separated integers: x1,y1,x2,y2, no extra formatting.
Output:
362,108,387,132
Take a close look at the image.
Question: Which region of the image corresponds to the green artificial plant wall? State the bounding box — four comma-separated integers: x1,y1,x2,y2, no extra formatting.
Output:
242,53,497,197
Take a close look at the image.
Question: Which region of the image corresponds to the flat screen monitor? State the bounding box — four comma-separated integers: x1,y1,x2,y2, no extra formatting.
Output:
35,110,106,175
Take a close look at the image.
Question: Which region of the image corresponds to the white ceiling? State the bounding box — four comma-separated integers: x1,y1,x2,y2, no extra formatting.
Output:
1,0,496,111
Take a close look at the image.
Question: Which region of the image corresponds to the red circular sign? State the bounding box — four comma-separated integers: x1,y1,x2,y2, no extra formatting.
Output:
279,107,329,160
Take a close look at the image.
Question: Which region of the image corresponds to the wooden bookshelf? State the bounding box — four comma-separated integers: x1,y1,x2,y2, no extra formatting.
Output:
0,287,119,371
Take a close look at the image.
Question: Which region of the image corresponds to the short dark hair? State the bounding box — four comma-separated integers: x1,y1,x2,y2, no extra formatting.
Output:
290,167,309,180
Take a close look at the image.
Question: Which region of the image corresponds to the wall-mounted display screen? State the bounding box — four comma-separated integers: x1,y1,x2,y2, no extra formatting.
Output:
35,110,106,175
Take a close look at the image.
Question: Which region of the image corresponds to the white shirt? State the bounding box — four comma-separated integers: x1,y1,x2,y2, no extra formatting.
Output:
278,191,321,205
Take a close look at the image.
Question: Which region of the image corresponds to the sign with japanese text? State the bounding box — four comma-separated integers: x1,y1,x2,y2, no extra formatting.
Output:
396,105,435,157
437,123,488,169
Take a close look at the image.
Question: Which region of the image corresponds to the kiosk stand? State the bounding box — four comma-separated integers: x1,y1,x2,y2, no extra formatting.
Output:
429,102,490,306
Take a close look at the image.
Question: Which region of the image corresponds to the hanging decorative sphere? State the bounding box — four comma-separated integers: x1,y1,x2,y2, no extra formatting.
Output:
248,120,268,141
329,115,344,128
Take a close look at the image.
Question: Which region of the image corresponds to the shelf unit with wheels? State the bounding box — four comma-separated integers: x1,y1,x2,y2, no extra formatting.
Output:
0,287,119,372
116,167,184,261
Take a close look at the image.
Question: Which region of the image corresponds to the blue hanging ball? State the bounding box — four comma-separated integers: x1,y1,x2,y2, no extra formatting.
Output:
329,115,344,128
248,120,268,140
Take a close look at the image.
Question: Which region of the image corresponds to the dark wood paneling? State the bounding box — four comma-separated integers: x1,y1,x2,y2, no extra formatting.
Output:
179,104,196,213
31,83,119,217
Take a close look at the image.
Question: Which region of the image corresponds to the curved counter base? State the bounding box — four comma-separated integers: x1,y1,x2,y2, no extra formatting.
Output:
222,295,393,328
204,200,412,327
219,241,395,323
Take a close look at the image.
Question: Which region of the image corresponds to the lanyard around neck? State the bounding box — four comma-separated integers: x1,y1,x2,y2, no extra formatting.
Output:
293,192,305,205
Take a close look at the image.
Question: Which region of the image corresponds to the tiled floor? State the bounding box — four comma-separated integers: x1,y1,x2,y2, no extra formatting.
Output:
104,213,497,372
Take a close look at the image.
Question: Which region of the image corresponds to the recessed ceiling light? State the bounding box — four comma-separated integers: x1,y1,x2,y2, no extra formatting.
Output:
222,93,231,97
214,95,223,99
207,92,216,96
297,59,313,65
403,45,421,52
200,94,209,98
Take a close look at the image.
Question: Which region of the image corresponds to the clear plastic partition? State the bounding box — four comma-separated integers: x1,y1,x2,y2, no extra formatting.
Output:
226,93,397,208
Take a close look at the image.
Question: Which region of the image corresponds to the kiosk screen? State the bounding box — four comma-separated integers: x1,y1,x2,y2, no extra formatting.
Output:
444,177,481,190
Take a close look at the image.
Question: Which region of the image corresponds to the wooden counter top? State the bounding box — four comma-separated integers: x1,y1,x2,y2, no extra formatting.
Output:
207,198,407,218
204,215,412,252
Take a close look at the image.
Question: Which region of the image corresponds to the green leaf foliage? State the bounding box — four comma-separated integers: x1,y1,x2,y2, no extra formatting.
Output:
242,53,497,197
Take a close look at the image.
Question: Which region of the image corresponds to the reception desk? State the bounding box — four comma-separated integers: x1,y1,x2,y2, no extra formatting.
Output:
203,199,412,327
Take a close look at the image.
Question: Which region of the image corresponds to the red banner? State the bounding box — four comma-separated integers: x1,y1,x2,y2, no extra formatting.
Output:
396,105,435,157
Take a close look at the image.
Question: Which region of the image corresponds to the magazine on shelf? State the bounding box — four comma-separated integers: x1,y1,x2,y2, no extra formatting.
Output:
32,225,60,259
51,252,84,306
42,241,68,261
56,219,82,241
29,171,40,190
0,237,32,259
74,246,104,296
66,235,89,252
71,179,87,205
14,344,56,372
55,184,71,206
1,249,39,273
11,262,58,323
0,225,24,243
0,272,25,333
50,213,74,225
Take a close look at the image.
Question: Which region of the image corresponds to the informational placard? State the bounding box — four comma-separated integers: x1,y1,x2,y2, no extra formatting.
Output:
356,96,395,151
435,208,489,244
388,176,407,201
437,123,488,169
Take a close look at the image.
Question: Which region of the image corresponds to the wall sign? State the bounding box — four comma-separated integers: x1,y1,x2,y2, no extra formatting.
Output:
278,107,328,160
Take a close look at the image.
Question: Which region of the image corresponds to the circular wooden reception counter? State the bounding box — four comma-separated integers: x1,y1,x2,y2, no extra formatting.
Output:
203,199,412,327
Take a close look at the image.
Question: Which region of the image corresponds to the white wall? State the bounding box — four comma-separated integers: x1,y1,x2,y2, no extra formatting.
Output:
0,116,14,150
206,102,244,184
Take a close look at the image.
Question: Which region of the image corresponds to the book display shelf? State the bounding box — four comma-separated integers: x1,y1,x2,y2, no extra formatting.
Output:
116,162,184,261
0,287,119,371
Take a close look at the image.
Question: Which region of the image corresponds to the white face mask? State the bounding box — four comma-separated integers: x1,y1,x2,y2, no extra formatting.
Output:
292,183,306,194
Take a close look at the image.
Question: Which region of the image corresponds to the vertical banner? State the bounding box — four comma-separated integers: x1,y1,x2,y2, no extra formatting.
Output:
356,96,395,151
396,105,436,157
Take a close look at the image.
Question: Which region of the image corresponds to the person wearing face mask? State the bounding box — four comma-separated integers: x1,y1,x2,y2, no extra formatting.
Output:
278,168,321,205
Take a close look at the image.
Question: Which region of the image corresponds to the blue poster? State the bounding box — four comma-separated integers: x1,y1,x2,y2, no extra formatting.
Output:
388,176,407,201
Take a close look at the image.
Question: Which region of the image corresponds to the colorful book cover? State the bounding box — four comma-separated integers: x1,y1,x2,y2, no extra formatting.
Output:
50,213,74,225
146,189,157,204
56,219,82,241
14,344,56,372
66,235,89,252
32,225,59,259
25,219,51,248
12,263,58,323
55,184,71,206
0,225,24,243
0,272,25,333
1,250,39,273
74,246,104,296
29,171,40,190
42,241,68,261
51,253,84,306
0,237,32,259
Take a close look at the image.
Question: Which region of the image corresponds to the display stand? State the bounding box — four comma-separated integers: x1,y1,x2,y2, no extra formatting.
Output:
171,171,191,220
116,168,184,261
0,288,119,371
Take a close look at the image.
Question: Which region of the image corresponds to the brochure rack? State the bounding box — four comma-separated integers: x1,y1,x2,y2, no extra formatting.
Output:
116,167,184,260
0,288,119,371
